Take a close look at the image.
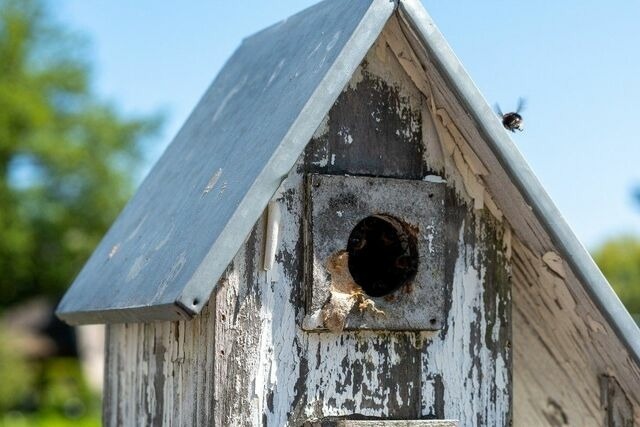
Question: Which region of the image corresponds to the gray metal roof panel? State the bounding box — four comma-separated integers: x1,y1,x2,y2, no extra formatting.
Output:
397,0,640,366
56,0,396,324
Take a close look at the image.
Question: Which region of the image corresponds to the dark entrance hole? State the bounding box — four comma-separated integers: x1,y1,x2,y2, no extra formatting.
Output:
346,214,419,297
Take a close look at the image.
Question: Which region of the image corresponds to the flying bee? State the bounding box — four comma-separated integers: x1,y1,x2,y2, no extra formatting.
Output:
496,98,526,132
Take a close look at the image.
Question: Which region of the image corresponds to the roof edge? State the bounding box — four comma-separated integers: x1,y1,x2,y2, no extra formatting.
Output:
397,0,640,366
56,302,192,326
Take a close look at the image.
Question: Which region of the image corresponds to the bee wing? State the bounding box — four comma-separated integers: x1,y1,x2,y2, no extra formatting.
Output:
494,103,504,117
516,97,527,113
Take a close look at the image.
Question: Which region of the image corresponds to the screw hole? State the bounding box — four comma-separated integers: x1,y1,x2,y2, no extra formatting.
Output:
192,298,200,306
428,193,434,199
347,214,419,297
429,318,437,325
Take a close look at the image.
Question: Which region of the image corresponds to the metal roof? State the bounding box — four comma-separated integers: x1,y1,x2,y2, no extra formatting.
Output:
56,0,396,324
56,0,640,368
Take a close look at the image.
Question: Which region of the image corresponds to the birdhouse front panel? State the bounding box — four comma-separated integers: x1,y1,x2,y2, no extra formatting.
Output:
102,10,512,425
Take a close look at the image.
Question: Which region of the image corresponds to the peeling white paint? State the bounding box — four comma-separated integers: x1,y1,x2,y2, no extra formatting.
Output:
338,127,354,145
425,224,435,254
422,222,509,426
304,332,419,419
542,251,566,279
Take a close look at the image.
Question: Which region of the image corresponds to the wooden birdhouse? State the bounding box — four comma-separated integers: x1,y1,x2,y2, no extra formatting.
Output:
57,0,640,425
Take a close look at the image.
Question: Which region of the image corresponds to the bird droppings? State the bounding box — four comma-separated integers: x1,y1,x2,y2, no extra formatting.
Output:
219,181,228,196
266,59,286,87
202,168,222,196
211,75,247,123
108,244,120,259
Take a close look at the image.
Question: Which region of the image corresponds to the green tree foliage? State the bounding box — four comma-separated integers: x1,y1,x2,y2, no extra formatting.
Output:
0,326,100,425
0,0,159,308
0,329,34,413
593,237,640,316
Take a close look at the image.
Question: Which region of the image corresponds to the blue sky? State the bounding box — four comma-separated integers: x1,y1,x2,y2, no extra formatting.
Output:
53,1,640,249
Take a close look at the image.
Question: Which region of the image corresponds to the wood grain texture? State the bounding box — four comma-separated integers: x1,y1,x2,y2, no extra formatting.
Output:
511,237,640,426
103,27,511,426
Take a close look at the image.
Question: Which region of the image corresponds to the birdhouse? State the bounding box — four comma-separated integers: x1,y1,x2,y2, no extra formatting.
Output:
57,0,640,425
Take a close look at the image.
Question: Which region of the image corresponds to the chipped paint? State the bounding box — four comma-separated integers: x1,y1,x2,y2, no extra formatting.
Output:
421,219,511,425
542,251,566,279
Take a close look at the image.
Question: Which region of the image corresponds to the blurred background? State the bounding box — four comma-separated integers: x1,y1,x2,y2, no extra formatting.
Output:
0,0,638,425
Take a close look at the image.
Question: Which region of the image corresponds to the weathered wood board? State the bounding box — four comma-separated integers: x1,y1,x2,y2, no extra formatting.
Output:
104,23,512,426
